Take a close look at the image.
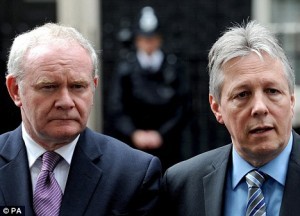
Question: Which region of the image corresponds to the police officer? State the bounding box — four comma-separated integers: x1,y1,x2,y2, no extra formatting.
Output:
108,6,190,170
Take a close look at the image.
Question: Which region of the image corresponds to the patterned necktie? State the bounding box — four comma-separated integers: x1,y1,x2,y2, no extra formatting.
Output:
245,170,266,216
33,151,62,216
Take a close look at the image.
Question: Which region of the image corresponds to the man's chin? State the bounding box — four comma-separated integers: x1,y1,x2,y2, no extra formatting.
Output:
48,127,82,140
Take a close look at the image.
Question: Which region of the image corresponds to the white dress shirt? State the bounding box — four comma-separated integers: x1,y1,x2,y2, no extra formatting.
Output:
22,123,78,193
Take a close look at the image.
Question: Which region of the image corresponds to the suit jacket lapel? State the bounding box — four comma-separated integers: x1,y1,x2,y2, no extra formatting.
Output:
280,131,300,216
0,126,34,215
60,128,103,215
203,145,232,216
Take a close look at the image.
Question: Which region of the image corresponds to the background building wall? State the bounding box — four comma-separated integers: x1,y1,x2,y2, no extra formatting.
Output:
56,0,102,132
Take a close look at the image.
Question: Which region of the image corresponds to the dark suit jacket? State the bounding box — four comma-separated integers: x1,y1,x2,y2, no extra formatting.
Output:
0,126,161,216
160,131,300,216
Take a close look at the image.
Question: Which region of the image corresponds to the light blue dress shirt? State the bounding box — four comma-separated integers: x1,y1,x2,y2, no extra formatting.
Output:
224,132,293,216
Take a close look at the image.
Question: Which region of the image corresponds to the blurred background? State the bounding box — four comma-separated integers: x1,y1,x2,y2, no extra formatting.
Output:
1,0,300,162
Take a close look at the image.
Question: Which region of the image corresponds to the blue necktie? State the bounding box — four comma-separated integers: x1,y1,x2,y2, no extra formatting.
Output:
245,170,266,216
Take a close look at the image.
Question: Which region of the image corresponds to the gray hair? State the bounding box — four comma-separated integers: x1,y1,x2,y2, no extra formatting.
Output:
208,20,295,103
7,23,99,83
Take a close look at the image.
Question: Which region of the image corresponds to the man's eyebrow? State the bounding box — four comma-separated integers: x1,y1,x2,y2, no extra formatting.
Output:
70,79,90,85
35,78,56,85
72,79,88,83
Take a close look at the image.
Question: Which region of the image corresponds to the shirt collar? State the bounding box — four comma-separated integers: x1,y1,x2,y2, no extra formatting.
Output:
22,123,78,168
231,132,293,189
137,49,164,72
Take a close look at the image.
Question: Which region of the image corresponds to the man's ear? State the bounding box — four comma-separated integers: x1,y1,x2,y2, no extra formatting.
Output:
209,94,224,124
93,76,99,88
6,74,22,107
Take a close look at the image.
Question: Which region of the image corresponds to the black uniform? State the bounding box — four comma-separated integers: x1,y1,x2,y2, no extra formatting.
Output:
107,51,190,170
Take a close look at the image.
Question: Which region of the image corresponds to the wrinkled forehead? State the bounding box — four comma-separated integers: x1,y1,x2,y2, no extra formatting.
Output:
21,43,93,78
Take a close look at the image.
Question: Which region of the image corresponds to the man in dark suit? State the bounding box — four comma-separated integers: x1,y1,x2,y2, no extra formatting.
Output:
160,21,300,216
1,23,161,216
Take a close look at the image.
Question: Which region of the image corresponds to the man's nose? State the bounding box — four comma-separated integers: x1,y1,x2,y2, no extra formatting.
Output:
55,88,75,110
251,93,268,117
